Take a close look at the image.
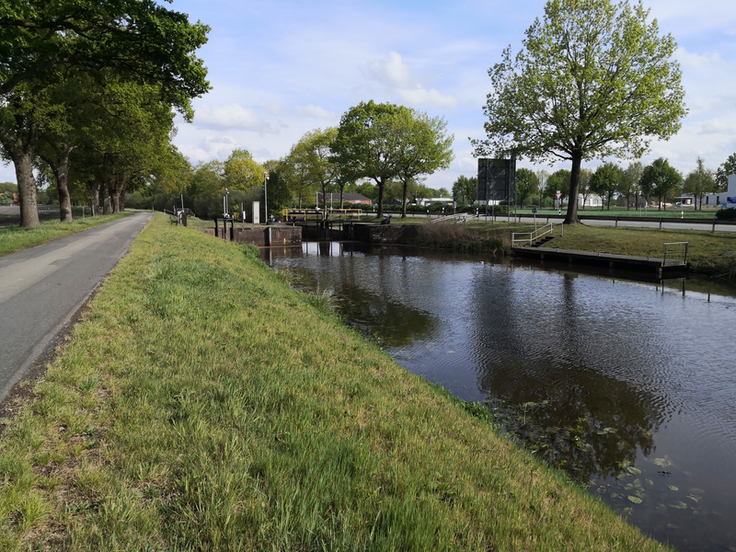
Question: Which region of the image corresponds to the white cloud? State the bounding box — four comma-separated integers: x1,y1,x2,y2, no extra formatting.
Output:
194,104,278,134
367,52,458,109
260,102,283,116
293,105,337,120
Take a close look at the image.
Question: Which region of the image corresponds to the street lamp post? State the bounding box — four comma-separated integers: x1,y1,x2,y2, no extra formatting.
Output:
264,172,269,224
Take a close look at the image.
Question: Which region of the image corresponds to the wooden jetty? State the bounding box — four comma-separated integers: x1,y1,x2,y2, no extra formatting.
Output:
512,246,688,277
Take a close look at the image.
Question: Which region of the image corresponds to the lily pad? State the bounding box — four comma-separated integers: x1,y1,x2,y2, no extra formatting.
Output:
627,495,643,504
667,484,679,492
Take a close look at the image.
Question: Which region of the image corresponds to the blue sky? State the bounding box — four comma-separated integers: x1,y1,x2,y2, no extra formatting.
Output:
3,0,735,189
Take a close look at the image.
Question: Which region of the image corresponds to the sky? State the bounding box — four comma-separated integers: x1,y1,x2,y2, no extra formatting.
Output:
3,0,735,190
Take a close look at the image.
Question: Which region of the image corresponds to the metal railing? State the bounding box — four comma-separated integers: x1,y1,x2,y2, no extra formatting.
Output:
663,242,689,265
512,223,554,247
283,208,364,222
429,213,470,224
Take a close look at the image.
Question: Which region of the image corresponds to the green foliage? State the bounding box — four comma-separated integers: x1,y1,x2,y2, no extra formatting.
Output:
590,163,623,209
715,208,736,220
683,157,716,209
715,153,736,191
473,0,686,223
516,168,539,205
640,158,682,209
224,149,265,192
452,175,478,206
545,169,571,201
332,101,452,218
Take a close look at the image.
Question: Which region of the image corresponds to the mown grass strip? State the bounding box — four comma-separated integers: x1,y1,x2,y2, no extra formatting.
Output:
0,213,671,550
549,223,736,277
0,213,134,257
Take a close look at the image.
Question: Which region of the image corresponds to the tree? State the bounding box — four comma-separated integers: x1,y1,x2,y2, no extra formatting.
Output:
224,149,266,192
546,169,571,205
0,1,210,228
392,109,454,218
535,169,549,205
577,168,593,209
452,175,478,206
472,0,686,224
589,162,623,210
618,161,644,209
640,158,681,210
332,101,409,219
715,153,736,192
290,128,339,212
516,168,539,206
683,157,716,210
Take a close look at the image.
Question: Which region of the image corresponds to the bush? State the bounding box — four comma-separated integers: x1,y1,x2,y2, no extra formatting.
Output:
715,208,736,220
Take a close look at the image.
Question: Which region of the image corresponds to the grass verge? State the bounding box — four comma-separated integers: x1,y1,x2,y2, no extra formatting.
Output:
0,213,134,257
550,223,736,277
0,213,671,550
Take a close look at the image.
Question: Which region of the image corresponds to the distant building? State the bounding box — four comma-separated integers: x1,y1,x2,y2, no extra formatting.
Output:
698,174,736,208
416,197,453,207
318,193,372,205
578,195,603,208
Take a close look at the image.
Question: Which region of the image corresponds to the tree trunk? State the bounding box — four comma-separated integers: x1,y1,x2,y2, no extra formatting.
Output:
111,176,125,213
376,179,384,219
13,146,41,229
41,138,74,222
564,153,582,224
102,180,112,215
88,180,101,216
401,179,408,218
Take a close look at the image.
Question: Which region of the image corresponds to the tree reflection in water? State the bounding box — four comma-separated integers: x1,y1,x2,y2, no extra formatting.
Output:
470,271,664,483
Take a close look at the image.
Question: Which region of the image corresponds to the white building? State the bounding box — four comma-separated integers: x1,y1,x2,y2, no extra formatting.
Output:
700,174,736,208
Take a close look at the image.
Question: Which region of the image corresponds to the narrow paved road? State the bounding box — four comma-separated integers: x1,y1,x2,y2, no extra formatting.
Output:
0,212,152,403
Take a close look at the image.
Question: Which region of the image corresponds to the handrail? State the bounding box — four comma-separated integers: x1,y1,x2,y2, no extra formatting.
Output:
429,213,470,224
663,242,689,265
283,208,364,222
512,223,554,247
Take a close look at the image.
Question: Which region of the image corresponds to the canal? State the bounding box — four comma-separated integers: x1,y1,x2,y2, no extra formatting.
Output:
265,242,736,552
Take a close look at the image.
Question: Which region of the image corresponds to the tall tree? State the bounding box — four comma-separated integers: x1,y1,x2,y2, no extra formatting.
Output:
640,158,681,210
472,0,686,224
590,162,623,210
224,149,266,192
577,168,593,209
516,168,539,206
332,101,408,219
452,175,478,206
392,110,454,218
546,169,571,205
715,153,736,192
618,161,644,210
0,0,210,228
683,157,715,210
535,169,549,205
289,128,339,211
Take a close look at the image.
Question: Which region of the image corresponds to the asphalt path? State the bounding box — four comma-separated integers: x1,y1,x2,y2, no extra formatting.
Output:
0,212,152,403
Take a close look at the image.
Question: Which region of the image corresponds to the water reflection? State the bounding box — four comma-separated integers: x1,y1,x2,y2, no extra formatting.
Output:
266,243,736,551
467,268,664,482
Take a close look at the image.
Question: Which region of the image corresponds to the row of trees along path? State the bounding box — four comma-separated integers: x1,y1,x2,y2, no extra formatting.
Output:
0,1,210,229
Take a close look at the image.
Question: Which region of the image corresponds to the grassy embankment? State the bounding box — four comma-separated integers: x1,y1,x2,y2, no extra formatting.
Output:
0,213,134,257
0,213,670,551
547,223,736,277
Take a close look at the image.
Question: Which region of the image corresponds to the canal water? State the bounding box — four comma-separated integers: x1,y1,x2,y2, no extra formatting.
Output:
264,242,736,552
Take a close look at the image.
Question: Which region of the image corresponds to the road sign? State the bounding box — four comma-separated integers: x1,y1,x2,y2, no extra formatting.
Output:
555,190,562,200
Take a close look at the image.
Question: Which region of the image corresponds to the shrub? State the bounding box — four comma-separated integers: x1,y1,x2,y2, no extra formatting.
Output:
715,208,736,220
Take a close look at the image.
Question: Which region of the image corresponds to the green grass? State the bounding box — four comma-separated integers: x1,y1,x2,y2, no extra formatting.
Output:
0,213,671,550
519,206,720,219
549,223,736,277
0,213,134,257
